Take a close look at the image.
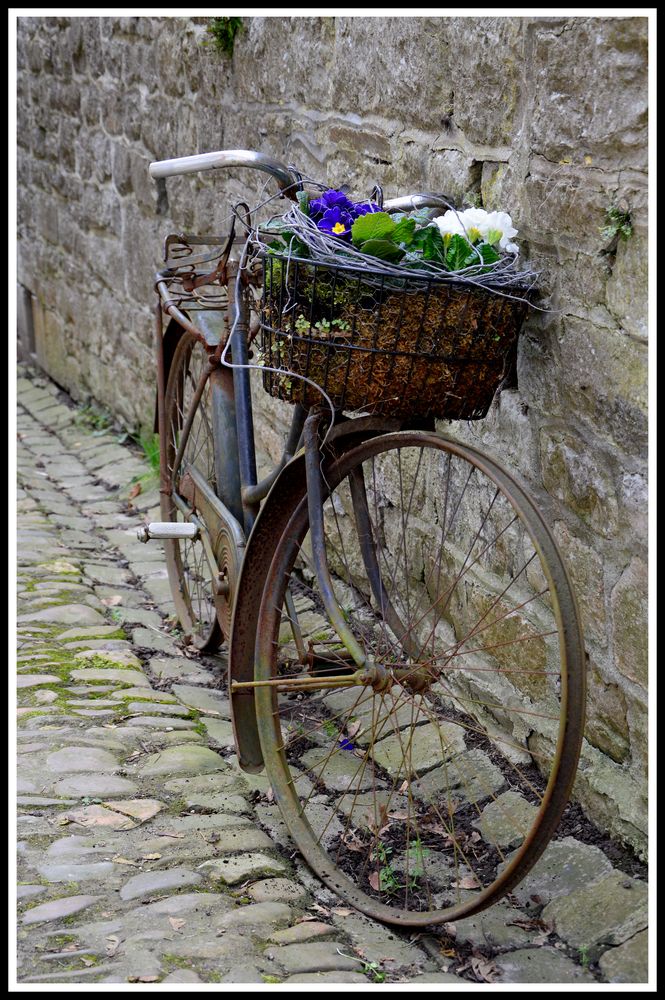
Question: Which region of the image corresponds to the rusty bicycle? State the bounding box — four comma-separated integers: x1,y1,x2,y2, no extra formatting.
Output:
141,149,586,928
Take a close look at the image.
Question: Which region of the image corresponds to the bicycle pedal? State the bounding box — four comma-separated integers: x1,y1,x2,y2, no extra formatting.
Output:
136,522,199,543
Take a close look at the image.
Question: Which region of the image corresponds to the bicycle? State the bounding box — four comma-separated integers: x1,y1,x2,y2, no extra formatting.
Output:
140,148,586,928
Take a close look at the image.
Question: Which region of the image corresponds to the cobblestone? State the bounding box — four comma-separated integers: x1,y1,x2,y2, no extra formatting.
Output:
15,366,649,984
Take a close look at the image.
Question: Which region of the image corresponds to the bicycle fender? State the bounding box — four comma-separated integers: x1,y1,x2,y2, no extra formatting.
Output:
228,416,401,773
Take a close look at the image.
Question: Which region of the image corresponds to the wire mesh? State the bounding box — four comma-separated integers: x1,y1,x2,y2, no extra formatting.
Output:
259,254,531,420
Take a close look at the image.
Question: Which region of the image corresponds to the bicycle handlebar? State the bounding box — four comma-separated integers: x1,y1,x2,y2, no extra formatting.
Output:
149,149,453,214
148,149,300,200
383,193,452,213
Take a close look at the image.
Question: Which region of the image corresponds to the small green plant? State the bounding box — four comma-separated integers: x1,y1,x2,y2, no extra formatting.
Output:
322,719,338,740
139,432,160,473
205,17,243,57
404,839,430,886
75,402,113,433
336,950,386,983
600,204,633,244
375,841,400,894
578,945,591,969
294,316,351,337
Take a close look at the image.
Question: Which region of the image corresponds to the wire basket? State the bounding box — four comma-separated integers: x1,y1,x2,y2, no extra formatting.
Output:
259,253,531,420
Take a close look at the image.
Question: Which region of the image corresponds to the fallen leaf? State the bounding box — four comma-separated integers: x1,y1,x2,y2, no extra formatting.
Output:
64,805,137,831
347,720,362,739
128,976,159,983
111,856,140,867
168,917,185,932
101,596,123,607
309,903,331,917
368,871,381,892
387,810,409,821
142,853,162,861
454,875,480,890
265,785,275,803
105,935,121,957
332,908,352,917
398,780,409,794
129,483,142,499
80,957,96,967
470,955,500,983
104,799,164,822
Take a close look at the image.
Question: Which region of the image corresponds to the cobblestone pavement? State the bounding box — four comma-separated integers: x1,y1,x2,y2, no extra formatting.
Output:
15,365,649,985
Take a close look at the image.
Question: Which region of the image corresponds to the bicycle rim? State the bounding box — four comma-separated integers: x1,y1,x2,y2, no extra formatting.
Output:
161,331,223,652
254,431,585,926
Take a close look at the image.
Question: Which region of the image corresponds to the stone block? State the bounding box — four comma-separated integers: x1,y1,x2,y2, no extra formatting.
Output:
540,428,619,538
611,557,648,688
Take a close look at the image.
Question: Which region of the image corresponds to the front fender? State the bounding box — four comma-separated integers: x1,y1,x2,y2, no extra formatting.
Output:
228,416,402,772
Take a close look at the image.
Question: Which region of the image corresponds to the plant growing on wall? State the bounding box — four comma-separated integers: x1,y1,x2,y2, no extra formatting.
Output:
204,17,243,57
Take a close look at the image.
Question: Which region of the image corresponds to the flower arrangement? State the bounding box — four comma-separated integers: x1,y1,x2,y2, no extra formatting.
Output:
254,182,535,422
260,189,527,284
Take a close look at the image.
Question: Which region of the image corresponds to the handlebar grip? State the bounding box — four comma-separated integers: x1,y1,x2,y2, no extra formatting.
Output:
148,149,299,200
383,193,454,214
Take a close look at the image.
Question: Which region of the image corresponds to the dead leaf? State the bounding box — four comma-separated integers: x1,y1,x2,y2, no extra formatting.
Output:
332,908,352,917
105,935,121,957
101,596,123,607
368,871,381,892
168,917,185,932
80,957,96,967
532,931,551,946
443,921,457,937
265,786,275,803
128,976,159,983
129,483,142,499
309,903,331,917
103,799,164,822
398,780,409,794
64,805,137,831
454,875,480,890
387,810,409,821
111,856,140,867
141,853,162,861
470,955,500,983
347,720,361,739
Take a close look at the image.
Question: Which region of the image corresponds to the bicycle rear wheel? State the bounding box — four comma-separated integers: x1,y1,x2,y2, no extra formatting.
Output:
161,331,223,651
253,431,585,926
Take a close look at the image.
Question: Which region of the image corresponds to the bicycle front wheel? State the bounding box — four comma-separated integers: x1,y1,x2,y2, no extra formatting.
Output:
254,431,585,927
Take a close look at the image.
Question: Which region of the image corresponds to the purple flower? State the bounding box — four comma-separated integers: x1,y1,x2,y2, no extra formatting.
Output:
354,201,381,216
338,736,355,751
317,206,355,239
309,189,355,220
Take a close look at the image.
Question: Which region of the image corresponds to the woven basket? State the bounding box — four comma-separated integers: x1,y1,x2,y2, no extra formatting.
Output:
259,254,530,421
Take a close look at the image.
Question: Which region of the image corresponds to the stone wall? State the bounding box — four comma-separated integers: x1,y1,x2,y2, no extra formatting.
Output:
16,16,648,854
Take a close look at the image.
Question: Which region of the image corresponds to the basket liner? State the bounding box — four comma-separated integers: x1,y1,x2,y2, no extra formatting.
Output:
260,255,530,420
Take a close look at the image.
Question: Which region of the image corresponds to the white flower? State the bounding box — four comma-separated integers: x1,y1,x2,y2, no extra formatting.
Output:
433,207,519,252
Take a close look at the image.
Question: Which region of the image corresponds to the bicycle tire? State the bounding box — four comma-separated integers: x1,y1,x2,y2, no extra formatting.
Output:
253,430,585,927
161,330,224,652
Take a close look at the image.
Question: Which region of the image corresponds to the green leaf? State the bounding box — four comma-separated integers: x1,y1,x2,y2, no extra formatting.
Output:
445,233,475,271
261,217,290,233
411,225,447,263
464,242,500,268
392,217,417,246
296,190,310,215
358,239,405,262
351,211,395,246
